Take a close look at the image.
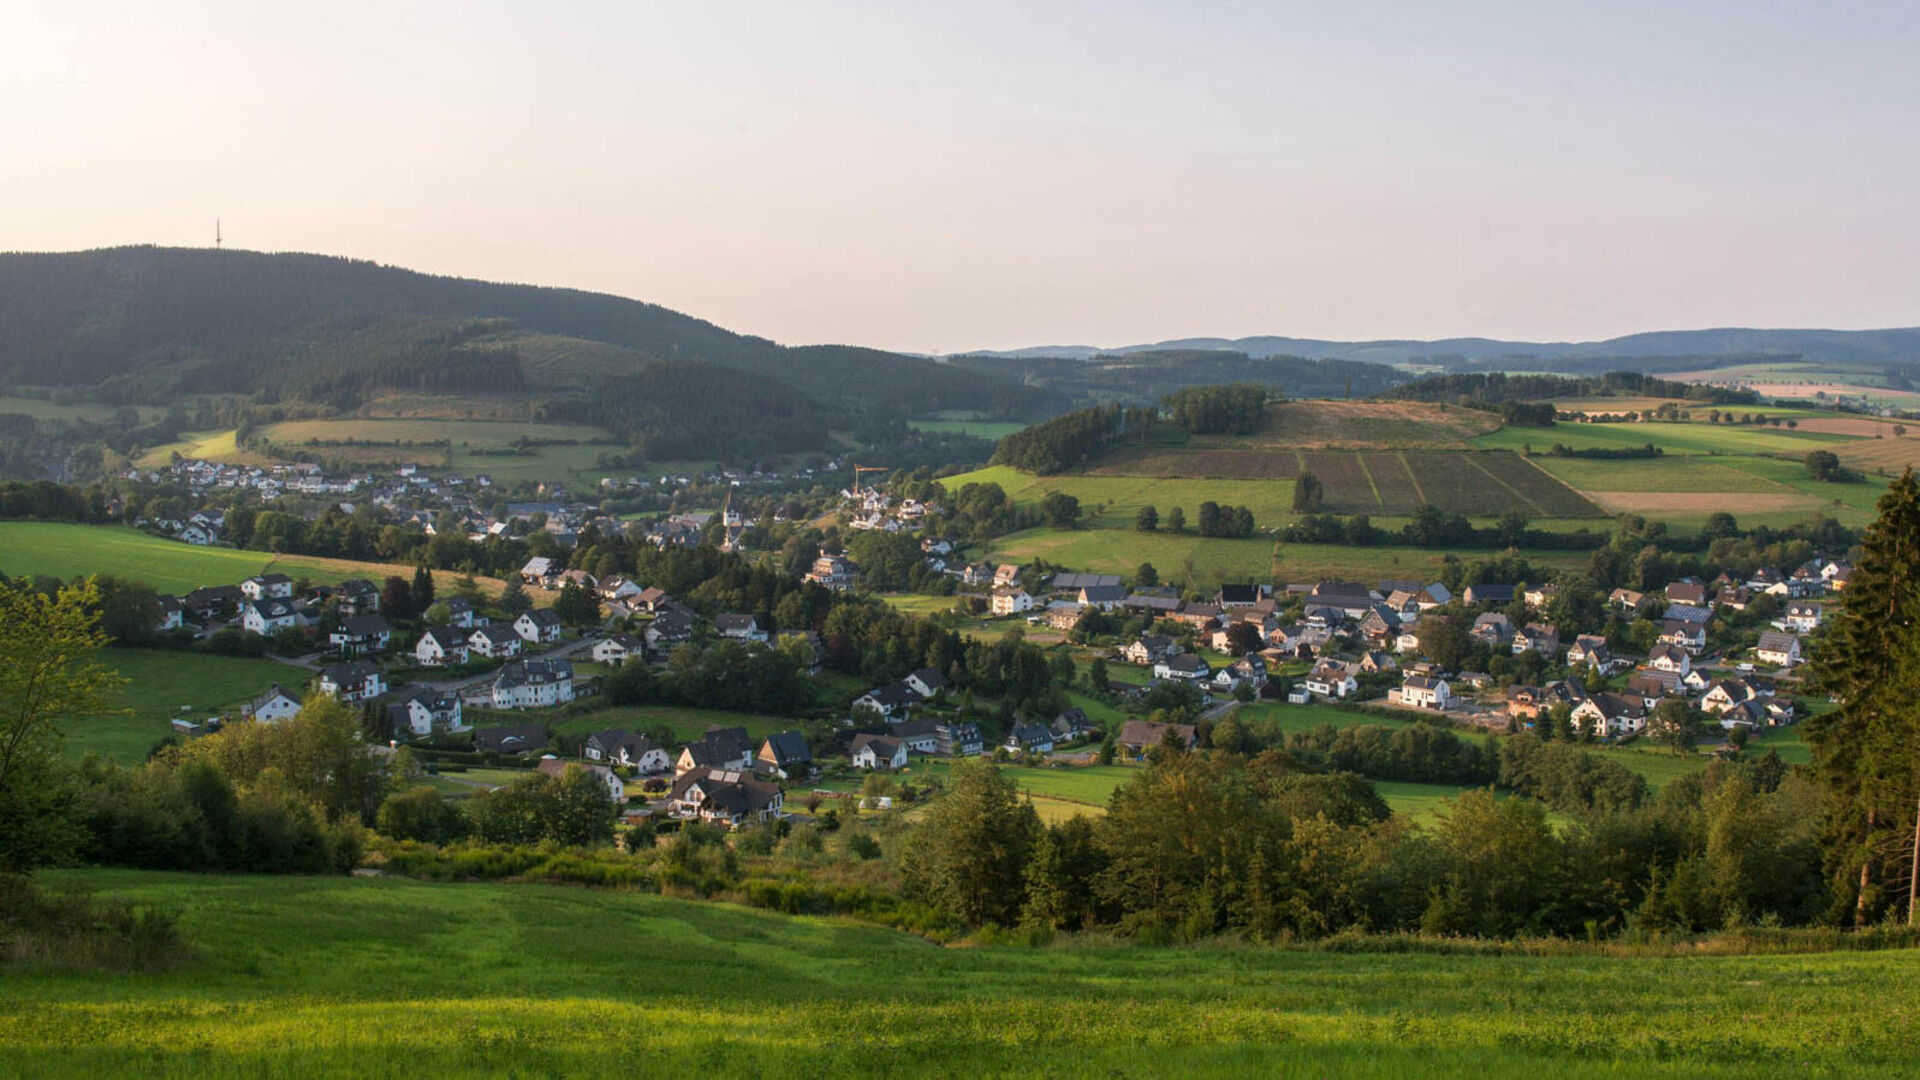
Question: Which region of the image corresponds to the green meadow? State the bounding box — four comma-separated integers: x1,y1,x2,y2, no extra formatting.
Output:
66,649,305,765
7,870,1916,1079
944,463,1300,527
0,522,531,605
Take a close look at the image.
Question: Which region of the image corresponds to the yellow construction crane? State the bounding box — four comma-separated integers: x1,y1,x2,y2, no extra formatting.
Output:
851,464,889,494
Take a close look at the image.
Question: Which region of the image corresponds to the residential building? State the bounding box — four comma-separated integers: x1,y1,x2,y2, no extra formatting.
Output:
317,661,385,703
241,684,303,723
414,626,470,667
514,609,564,644
851,733,909,771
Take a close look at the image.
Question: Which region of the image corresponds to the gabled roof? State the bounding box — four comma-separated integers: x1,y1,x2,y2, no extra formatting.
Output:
341,613,391,635
760,731,812,765
520,609,562,628
850,733,904,758
419,626,467,650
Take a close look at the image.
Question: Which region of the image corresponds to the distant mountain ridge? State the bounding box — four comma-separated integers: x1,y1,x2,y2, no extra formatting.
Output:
960,328,1920,370
0,246,1049,458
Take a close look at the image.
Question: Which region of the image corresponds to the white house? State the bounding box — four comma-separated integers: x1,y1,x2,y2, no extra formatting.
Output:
1781,602,1822,634
1755,632,1803,668
317,661,385,703
591,633,643,665
240,573,294,601
850,733,909,771
990,588,1034,617
329,613,392,656
241,684,303,723
1399,675,1451,710
241,598,301,636
386,686,466,736
1154,654,1211,681
714,613,769,642
491,659,574,708
1303,660,1358,699
469,624,524,660
514,609,563,644
413,626,470,667
1646,643,1692,676
668,767,783,827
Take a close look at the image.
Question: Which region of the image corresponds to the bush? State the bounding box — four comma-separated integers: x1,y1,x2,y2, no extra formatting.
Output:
0,875,189,971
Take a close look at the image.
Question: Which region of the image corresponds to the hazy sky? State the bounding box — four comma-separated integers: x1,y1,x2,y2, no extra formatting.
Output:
5,1,1918,351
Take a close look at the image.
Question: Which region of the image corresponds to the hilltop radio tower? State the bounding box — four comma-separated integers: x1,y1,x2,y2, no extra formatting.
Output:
215,219,223,249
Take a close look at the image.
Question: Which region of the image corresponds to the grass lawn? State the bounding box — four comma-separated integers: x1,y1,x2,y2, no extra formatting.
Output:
14,869,1917,1078
69,649,303,765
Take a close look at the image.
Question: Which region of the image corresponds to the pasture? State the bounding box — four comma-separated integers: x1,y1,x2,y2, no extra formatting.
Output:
984,526,1593,589
0,522,534,605
481,704,800,745
1472,419,1849,457
907,418,1026,441
13,869,1916,1079
941,464,1299,527
67,649,301,765
133,430,272,469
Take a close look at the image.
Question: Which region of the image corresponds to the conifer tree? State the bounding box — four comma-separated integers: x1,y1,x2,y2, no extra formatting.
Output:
1807,468,1920,924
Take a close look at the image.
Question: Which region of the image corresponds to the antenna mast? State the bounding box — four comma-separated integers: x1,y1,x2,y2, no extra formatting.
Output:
216,219,223,249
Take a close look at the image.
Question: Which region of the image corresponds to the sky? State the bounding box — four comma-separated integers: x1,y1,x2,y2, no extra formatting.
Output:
4,1,1918,352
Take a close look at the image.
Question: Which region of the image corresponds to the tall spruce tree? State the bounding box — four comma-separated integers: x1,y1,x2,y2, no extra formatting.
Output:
1806,468,1920,924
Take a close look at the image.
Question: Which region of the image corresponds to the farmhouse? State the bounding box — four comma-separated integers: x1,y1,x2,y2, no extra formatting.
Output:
491,659,575,708
1572,692,1648,739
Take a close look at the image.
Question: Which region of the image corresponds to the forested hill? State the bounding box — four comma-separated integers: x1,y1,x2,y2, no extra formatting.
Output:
947,349,1406,406
0,247,1049,456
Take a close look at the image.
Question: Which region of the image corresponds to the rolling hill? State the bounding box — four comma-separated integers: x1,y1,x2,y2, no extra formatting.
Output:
0,247,1051,459
963,327,1920,373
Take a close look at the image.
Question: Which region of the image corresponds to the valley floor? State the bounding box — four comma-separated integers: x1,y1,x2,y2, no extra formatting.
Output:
5,870,1917,1078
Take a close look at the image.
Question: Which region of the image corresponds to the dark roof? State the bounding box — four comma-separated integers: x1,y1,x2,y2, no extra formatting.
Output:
714,613,759,631
1008,723,1053,746
419,626,467,649
1161,653,1209,674
1218,584,1260,604
670,767,779,816
474,623,521,644
851,733,904,759
320,660,380,686
760,731,812,765
522,609,562,628
1116,719,1196,750
909,667,949,690
341,613,391,635
494,659,573,688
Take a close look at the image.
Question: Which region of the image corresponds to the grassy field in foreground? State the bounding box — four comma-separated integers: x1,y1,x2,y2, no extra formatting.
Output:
9,870,1917,1079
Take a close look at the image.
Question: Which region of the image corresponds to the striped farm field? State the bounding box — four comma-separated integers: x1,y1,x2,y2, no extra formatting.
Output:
1361,452,1423,510
1299,450,1377,512
1473,420,1849,457
1471,453,1606,517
